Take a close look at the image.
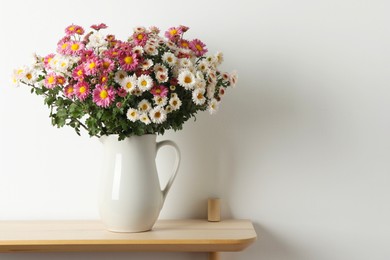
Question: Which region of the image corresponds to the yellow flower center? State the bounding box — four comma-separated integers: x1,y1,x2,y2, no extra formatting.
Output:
141,80,147,87
26,73,32,80
71,43,80,51
154,111,161,118
184,76,192,84
67,87,74,94
17,69,24,75
181,42,189,48
167,57,173,62
103,61,110,69
77,69,83,76
172,100,177,106
131,111,136,117
169,29,177,36
61,43,68,50
76,28,82,34
89,62,96,69
141,104,148,110
196,44,203,51
48,76,55,84
126,82,133,89
68,26,75,31
57,78,64,84
197,93,204,99
124,56,133,64
100,89,108,99
101,76,107,82
137,34,144,40
79,86,86,93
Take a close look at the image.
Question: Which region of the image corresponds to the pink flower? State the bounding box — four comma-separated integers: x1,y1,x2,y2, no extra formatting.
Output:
117,88,128,97
56,76,66,86
44,73,57,89
84,58,101,75
150,85,168,97
64,85,75,98
44,54,55,69
93,84,116,108
91,23,108,30
79,49,96,62
74,81,90,101
101,58,115,73
57,36,71,55
72,65,85,81
68,41,85,56
65,24,84,36
119,52,139,71
179,25,189,33
133,32,148,46
178,39,190,49
164,27,182,42
189,39,207,57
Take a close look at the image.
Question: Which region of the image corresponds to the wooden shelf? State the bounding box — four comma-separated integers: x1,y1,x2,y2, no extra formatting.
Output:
0,219,256,253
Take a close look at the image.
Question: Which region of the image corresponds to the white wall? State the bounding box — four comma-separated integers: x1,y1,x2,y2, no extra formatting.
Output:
1,0,390,259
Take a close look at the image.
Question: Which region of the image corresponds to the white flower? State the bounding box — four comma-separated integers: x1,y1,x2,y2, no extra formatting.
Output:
11,67,26,86
162,52,177,67
192,88,206,105
21,67,37,84
54,55,71,73
144,44,158,55
137,74,153,91
230,70,238,87
165,105,173,113
126,108,139,122
206,82,216,99
141,59,153,70
139,113,151,125
154,63,168,74
156,71,168,83
138,99,152,112
207,69,217,83
134,26,146,33
207,98,219,115
153,96,168,107
215,51,224,65
179,58,192,68
87,32,107,48
115,70,127,84
132,45,144,56
121,75,137,92
206,55,218,66
178,70,195,90
197,60,209,73
222,72,230,82
169,96,182,111
149,107,167,124
195,78,206,89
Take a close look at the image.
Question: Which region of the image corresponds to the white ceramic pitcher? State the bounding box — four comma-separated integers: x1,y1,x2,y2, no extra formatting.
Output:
98,134,180,232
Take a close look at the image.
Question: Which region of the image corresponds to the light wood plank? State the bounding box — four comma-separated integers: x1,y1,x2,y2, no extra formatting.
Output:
0,219,257,253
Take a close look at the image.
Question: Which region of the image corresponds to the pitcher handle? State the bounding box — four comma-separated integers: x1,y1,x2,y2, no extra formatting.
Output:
157,140,181,203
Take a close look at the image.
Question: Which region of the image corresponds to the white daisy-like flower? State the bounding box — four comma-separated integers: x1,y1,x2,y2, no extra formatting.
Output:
126,108,139,122
215,51,224,65
166,41,177,50
222,72,230,82
230,70,238,87
192,88,206,105
179,58,192,68
22,67,37,84
149,107,167,124
115,70,127,84
195,78,206,89
132,46,144,56
206,82,216,99
55,56,71,73
138,99,152,112
169,96,182,111
121,75,137,92
178,70,196,90
134,26,146,33
87,32,107,48
170,93,178,99
165,105,173,113
139,113,151,125
162,52,177,67
153,96,168,107
11,67,26,86
197,60,209,73
207,98,219,114
156,71,168,83
141,59,153,70
154,63,168,74
144,44,158,56
206,55,218,66
137,74,153,91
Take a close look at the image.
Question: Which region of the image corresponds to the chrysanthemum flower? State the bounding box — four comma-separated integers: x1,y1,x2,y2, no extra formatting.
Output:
156,71,168,83
67,41,84,56
144,44,158,56
207,98,219,114
230,70,238,87
120,75,137,92
114,70,127,84
139,113,151,125
84,58,101,75
190,39,207,57
192,88,206,105
222,72,230,82
93,84,116,108
57,37,71,55
178,70,195,90
141,59,153,70
21,67,36,84
44,73,57,89
91,23,108,30
162,52,177,67
197,60,209,73
44,54,55,69
178,39,190,49
134,26,146,33
206,82,216,99
150,85,168,97
164,27,182,41
133,32,148,46
149,107,167,124
64,85,75,98
138,99,152,112
153,96,168,107
119,52,138,71
215,51,224,65
101,58,115,73
56,76,66,86
87,32,107,48
132,46,144,56
137,74,153,92
149,26,160,34
117,88,127,98
72,65,85,81
126,108,138,122
169,96,182,111
74,81,90,101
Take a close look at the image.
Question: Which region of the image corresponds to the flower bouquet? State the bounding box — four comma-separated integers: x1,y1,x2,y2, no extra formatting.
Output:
12,23,237,140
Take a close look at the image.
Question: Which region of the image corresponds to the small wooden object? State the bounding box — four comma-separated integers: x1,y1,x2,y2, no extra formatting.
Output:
208,198,221,260
208,198,221,222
